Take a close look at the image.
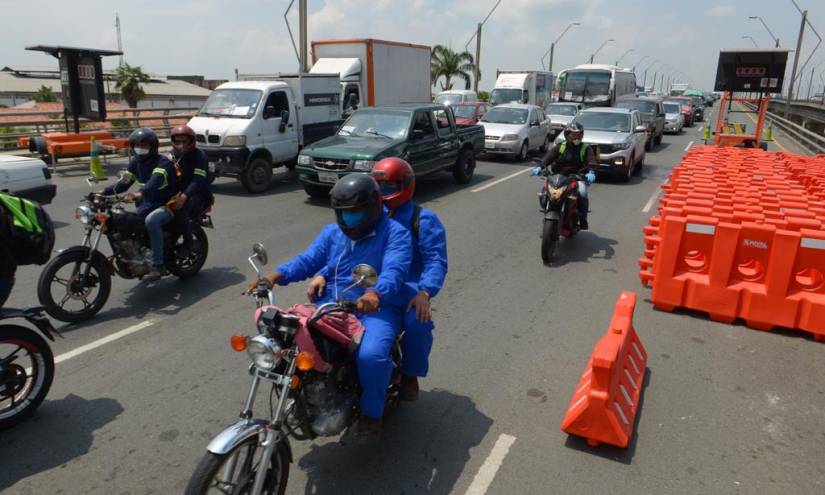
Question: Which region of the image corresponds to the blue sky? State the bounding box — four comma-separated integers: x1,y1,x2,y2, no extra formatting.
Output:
3,0,825,94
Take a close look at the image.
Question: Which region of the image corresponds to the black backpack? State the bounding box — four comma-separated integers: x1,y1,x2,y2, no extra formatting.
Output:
0,193,56,266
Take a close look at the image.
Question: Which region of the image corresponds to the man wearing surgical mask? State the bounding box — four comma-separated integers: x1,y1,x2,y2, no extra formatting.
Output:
538,122,597,230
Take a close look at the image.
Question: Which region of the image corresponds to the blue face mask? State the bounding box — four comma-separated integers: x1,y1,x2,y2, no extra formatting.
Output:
341,210,367,227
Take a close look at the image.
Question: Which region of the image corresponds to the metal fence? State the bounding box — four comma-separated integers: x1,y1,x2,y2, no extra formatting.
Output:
744,102,825,154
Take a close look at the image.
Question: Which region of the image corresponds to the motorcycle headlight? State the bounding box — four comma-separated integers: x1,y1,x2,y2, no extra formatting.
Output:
550,187,564,200
500,134,519,141
353,160,375,171
74,205,94,224
223,135,246,147
297,154,312,165
246,335,281,370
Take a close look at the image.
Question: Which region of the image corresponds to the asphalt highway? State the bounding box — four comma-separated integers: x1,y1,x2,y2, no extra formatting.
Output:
1,103,823,495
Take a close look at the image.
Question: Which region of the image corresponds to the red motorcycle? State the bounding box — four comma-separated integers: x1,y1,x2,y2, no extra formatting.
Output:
537,169,581,263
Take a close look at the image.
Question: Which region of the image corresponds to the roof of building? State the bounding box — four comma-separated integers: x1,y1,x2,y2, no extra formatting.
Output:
0,66,211,97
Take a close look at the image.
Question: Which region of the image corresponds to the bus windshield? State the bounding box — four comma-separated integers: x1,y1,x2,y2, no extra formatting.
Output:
490,88,524,106
559,70,611,104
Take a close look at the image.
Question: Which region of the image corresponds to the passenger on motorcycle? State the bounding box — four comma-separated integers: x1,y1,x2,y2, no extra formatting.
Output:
168,125,214,257
369,157,447,402
103,127,178,281
538,122,597,230
245,174,412,441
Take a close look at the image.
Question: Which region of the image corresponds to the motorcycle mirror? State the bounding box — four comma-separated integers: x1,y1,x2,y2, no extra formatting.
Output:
351,264,378,288
252,243,268,266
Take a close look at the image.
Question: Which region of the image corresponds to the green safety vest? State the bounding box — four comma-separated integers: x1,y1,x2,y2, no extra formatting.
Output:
558,142,591,163
0,193,43,234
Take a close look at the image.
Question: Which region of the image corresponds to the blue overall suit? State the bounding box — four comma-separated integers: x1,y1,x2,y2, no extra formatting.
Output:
389,201,448,377
104,154,177,266
275,211,411,419
172,148,213,247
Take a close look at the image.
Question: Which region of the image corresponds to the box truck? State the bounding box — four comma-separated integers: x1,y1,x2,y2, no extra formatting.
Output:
489,71,555,108
309,38,432,112
186,74,342,193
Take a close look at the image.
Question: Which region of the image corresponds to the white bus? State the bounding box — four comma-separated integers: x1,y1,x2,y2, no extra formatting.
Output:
556,64,636,108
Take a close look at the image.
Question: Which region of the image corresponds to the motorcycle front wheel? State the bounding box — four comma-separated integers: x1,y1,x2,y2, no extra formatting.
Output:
541,219,559,264
37,250,112,323
0,325,55,429
185,436,290,495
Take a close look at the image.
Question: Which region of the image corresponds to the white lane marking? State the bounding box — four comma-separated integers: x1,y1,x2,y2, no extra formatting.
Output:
471,167,533,193
464,433,517,495
642,183,664,213
54,320,156,364
684,141,694,152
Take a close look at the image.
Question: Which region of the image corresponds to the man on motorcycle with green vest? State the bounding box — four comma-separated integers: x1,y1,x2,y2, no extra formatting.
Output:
536,122,597,230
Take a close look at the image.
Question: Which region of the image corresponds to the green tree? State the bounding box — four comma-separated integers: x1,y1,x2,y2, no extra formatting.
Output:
430,45,476,91
115,63,151,108
32,85,57,103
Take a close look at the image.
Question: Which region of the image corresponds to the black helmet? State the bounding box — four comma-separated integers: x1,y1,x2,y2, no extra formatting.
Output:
330,173,383,240
128,127,159,158
563,122,584,141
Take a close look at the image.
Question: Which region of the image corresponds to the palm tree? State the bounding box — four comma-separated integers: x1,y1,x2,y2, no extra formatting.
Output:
430,45,476,91
31,85,57,103
115,63,151,108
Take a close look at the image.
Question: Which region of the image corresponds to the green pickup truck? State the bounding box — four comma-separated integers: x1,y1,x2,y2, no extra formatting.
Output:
295,104,485,198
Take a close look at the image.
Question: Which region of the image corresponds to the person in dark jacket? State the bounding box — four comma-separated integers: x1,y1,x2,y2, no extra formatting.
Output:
168,125,213,256
103,128,178,281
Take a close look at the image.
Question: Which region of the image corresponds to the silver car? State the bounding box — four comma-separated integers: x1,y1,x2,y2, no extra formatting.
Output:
662,101,685,134
554,107,647,182
545,103,582,138
481,104,552,161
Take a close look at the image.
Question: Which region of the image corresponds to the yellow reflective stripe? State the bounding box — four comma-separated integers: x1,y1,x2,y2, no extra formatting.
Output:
193,169,207,178
23,200,42,234
136,182,145,188
152,167,169,189
122,170,136,181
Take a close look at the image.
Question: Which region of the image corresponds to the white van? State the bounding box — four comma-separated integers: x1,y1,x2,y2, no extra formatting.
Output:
435,90,479,106
489,71,554,108
187,75,342,193
0,154,56,204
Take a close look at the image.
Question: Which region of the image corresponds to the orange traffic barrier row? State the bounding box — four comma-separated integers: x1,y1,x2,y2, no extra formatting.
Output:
639,146,825,340
561,292,648,448
23,131,129,159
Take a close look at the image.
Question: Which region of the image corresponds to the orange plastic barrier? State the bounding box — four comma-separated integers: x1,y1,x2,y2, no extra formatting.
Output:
25,131,129,159
560,292,648,448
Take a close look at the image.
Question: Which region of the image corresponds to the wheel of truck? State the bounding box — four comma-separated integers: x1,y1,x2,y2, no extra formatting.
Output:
240,158,273,194
304,183,331,199
453,149,476,185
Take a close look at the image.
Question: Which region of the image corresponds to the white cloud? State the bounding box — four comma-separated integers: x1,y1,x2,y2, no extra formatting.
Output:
707,5,736,17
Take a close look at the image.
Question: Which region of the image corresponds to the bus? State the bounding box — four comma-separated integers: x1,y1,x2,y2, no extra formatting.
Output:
556,64,636,107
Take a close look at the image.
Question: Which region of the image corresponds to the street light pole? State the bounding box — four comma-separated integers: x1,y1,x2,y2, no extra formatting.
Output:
589,38,614,64
464,0,502,93
749,15,780,47
541,22,580,72
742,35,759,48
615,48,634,66
633,55,649,73
643,60,659,90
786,7,808,112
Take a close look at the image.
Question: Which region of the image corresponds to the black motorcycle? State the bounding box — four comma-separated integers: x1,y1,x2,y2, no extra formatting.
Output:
537,169,581,263
37,179,212,323
0,305,59,429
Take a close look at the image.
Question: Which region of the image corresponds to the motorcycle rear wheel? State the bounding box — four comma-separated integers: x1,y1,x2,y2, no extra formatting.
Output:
185,436,290,495
37,250,111,323
541,219,559,264
0,325,54,429
168,226,209,278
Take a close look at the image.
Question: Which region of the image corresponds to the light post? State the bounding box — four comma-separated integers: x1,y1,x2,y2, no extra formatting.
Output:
742,35,759,48
786,0,822,113
589,38,614,64
541,21,580,72
615,48,634,66
464,0,503,93
643,60,659,90
633,55,649,73
749,15,780,47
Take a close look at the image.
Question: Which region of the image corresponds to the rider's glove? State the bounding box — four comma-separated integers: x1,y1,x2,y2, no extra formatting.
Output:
531,166,543,176
585,172,596,184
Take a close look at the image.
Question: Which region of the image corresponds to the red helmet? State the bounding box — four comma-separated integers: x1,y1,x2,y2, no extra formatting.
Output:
170,124,196,155
371,157,415,210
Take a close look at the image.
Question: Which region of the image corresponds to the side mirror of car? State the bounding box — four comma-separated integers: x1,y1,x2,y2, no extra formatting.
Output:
530,121,540,127
278,110,290,133
634,125,648,133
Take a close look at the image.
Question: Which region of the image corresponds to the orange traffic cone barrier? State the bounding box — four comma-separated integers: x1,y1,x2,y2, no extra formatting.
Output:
560,292,648,448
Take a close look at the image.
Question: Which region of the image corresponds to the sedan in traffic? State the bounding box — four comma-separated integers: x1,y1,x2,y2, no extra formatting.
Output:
481,104,551,161
545,102,582,139
452,102,490,125
662,101,685,134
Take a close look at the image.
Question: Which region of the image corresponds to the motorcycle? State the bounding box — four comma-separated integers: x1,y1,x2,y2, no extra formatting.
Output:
185,244,402,495
537,165,581,263
36,176,213,323
0,305,60,429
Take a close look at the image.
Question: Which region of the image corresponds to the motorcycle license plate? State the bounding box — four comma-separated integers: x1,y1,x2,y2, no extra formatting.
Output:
317,172,338,184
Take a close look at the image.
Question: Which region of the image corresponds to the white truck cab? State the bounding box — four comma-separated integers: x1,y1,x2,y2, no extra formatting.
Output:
0,154,56,204
187,75,341,193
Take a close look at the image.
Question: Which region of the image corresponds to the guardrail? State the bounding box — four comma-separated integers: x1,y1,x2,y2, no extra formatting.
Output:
743,102,825,154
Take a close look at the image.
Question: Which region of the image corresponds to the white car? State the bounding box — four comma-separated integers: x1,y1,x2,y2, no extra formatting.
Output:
480,104,551,161
0,154,56,204
662,101,685,134
545,102,583,138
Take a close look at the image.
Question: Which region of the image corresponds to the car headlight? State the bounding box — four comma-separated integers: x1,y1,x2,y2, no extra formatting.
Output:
500,134,519,141
246,335,281,370
223,135,246,147
616,141,633,150
74,205,94,224
297,154,312,166
353,160,375,171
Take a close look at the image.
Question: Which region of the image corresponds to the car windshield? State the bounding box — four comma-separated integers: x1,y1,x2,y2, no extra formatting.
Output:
559,70,611,103
337,110,410,139
481,107,528,125
435,94,458,104
617,100,657,115
663,103,681,113
452,105,477,118
574,112,631,132
547,104,577,116
197,89,262,118
489,89,524,106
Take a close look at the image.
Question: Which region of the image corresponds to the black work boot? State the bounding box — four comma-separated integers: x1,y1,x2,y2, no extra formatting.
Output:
356,415,382,444
399,375,420,402
143,265,167,282
579,216,589,230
